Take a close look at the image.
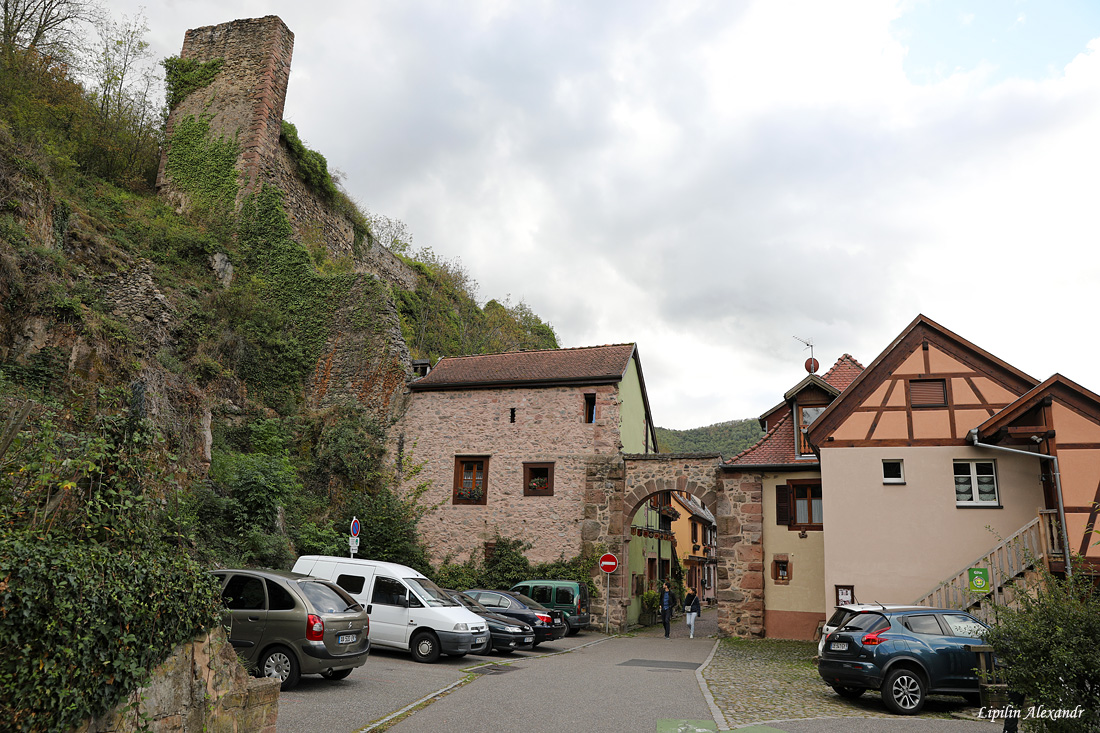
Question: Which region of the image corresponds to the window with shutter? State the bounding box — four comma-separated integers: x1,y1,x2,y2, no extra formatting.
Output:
775,485,791,526
909,379,947,407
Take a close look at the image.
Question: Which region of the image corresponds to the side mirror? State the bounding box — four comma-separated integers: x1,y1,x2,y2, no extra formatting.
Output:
399,596,410,608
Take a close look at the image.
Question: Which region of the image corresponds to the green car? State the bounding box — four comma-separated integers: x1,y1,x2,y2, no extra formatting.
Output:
213,568,371,690
510,579,590,635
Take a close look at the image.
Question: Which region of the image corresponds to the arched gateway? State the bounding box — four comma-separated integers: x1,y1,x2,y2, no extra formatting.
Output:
582,454,765,635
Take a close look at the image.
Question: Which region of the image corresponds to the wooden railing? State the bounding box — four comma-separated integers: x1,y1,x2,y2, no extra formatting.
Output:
913,514,1045,620
1037,508,1065,568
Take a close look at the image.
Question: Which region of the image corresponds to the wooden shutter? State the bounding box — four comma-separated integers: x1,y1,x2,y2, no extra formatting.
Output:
775,485,791,526
910,379,947,406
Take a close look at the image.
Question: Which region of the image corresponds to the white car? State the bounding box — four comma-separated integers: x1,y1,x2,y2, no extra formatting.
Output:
818,604,927,656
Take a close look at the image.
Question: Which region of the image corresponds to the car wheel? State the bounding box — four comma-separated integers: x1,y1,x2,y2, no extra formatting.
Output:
260,645,301,691
831,685,865,699
882,668,926,715
321,668,353,681
410,630,441,663
565,622,580,636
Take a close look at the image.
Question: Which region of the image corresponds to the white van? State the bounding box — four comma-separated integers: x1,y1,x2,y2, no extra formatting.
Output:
292,556,489,663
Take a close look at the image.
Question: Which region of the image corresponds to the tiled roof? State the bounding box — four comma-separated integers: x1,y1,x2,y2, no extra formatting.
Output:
728,354,864,468
821,354,864,391
725,412,812,467
409,344,638,390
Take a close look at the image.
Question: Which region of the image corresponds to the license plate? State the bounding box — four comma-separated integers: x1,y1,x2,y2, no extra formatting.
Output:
338,634,357,645
523,636,534,643
830,641,848,651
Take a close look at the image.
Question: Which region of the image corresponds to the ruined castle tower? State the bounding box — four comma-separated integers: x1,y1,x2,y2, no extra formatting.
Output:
156,15,294,200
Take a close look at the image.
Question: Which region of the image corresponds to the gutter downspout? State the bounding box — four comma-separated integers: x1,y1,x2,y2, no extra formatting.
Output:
967,429,1072,576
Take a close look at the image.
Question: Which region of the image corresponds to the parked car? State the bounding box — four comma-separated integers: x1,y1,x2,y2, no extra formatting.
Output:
463,589,568,646
817,604,927,656
817,607,989,714
510,579,590,635
292,556,489,663
212,568,370,690
442,589,536,654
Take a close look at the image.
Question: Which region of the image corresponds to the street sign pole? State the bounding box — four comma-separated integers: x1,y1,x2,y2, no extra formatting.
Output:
599,553,618,634
350,516,361,558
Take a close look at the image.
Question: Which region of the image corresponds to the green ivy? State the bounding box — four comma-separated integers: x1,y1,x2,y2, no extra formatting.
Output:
163,114,240,223
0,403,221,732
162,56,224,110
279,121,337,202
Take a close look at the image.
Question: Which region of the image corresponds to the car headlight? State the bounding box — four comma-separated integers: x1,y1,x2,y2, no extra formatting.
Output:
453,623,469,631
505,626,523,633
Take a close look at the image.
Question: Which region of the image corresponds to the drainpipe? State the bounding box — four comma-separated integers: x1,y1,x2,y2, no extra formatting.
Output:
967,429,1072,576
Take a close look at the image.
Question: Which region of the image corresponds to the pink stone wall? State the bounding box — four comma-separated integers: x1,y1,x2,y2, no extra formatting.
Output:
393,384,623,564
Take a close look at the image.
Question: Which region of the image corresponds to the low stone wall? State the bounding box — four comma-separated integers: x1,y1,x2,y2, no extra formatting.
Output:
76,627,279,733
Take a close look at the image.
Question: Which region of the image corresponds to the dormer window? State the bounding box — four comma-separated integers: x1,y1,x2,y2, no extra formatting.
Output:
798,405,826,455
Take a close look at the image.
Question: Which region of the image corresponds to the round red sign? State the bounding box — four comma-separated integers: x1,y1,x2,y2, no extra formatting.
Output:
599,553,618,573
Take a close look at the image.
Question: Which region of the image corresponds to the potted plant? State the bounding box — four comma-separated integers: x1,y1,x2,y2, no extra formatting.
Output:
640,590,659,626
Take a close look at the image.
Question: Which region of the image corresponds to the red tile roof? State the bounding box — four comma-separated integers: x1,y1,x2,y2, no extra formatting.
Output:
725,412,809,467
409,344,638,390
728,354,864,468
821,354,864,391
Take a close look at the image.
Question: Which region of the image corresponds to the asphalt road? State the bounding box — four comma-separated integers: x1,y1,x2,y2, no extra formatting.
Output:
276,632,609,733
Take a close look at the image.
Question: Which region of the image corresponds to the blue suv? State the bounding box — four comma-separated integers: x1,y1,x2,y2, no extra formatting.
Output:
817,607,988,714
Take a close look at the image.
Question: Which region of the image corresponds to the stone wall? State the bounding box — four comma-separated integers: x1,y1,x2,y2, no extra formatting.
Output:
77,627,279,733
584,454,765,637
392,383,624,564
306,275,412,421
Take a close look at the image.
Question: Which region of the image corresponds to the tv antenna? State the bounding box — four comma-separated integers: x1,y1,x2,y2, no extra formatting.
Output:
794,336,819,374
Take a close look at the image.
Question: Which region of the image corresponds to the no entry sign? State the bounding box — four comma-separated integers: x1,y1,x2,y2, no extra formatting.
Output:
599,553,618,573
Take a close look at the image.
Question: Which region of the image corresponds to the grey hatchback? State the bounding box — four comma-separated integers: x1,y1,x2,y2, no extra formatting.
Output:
213,568,371,690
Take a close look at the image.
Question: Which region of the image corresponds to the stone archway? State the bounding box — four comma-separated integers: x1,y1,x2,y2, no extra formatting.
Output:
582,454,764,636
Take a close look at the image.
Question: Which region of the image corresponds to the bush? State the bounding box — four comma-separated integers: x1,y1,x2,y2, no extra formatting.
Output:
984,563,1100,732
432,534,600,597
0,401,221,731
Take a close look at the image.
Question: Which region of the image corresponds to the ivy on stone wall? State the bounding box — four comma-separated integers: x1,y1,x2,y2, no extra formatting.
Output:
163,114,239,224
280,121,338,202
162,56,224,110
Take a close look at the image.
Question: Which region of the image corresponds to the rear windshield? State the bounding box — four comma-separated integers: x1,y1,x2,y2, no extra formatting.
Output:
510,592,545,609
826,609,854,627
838,612,888,633
405,577,458,607
299,580,360,614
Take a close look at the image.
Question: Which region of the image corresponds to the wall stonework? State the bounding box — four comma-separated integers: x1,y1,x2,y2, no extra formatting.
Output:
584,455,765,637
392,384,624,564
77,627,279,733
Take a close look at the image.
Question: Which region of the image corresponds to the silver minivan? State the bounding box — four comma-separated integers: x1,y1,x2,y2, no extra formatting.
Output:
212,568,370,690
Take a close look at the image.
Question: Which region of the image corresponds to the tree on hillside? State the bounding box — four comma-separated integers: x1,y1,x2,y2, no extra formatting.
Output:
0,0,93,68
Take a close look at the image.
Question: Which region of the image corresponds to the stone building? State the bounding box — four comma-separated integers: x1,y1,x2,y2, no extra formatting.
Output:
391,344,660,565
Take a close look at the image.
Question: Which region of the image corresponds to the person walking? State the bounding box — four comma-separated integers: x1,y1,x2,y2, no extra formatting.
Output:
660,581,676,639
683,586,701,638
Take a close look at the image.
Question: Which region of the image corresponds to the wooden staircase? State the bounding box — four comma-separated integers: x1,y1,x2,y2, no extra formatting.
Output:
913,510,1063,621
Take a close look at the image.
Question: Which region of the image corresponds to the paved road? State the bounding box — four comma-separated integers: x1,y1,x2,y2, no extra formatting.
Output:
385,633,715,733
278,609,1002,733
276,633,602,733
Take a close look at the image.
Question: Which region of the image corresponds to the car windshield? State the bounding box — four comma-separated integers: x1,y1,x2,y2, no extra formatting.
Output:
405,577,458,607
838,612,888,633
299,580,361,614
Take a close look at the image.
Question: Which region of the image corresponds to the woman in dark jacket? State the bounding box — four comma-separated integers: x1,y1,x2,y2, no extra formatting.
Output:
683,586,702,638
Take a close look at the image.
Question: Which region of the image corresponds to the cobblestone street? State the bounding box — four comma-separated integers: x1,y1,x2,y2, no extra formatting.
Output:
637,608,985,729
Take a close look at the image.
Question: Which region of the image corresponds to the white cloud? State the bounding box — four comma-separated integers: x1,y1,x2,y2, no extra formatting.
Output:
104,0,1100,429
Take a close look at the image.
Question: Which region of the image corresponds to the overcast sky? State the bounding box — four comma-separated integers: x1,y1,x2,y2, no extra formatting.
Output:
105,0,1100,429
